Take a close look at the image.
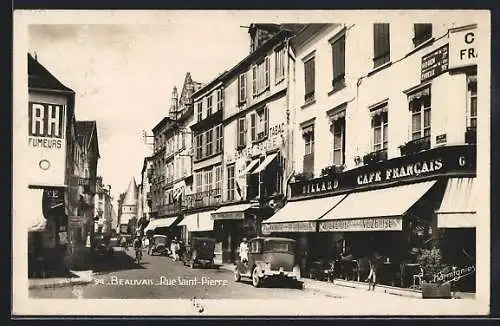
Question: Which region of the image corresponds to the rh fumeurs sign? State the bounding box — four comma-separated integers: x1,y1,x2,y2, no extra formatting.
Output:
291,145,475,199
27,100,68,187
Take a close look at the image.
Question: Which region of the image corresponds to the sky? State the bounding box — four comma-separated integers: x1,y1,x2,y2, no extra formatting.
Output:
28,19,250,207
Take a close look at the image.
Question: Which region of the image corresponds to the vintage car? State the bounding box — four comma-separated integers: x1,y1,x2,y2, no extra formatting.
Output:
233,237,302,288
183,237,216,268
150,235,169,256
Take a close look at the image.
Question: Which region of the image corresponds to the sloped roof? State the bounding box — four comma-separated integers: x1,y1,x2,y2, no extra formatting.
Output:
28,53,74,93
75,120,100,158
122,177,138,206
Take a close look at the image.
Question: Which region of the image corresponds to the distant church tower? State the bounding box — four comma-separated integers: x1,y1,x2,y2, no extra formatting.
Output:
118,177,138,235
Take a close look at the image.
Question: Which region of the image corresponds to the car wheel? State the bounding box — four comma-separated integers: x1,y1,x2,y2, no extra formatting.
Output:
252,267,262,288
234,268,241,282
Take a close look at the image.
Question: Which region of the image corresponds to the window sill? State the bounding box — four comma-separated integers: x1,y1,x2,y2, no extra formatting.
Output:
253,86,271,98
368,61,392,77
301,99,317,109
252,135,269,145
328,82,347,97
275,77,285,86
406,37,435,58
193,152,222,163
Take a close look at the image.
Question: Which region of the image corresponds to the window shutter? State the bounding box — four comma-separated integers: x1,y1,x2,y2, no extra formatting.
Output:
265,56,270,88
374,23,389,58
304,58,315,96
243,117,247,144
264,106,269,136
252,66,257,95
250,113,256,141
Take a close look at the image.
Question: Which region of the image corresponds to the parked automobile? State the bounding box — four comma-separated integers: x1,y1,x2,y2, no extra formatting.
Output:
183,237,216,268
233,237,302,288
109,237,119,248
93,234,113,258
150,235,168,256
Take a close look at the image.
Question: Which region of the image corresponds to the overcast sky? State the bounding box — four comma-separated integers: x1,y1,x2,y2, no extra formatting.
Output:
28,20,250,207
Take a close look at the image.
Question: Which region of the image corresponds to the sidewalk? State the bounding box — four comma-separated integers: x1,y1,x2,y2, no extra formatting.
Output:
28,270,95,290
218,264,475,300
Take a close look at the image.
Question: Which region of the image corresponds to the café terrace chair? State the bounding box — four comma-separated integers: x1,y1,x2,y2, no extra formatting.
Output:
412,266,424,289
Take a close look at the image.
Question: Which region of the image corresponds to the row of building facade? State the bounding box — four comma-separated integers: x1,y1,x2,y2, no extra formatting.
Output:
26,53,114,276
134,22,478,289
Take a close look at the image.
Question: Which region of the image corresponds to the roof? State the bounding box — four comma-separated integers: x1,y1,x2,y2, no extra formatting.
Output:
291,24,337,51
152,116,174,135
75,120,100,158
122,177,138,206
28,53,74,93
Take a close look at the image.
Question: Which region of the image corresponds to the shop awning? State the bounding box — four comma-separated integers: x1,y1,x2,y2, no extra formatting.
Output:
262,195,347,233
178,211,214,232
27,189,47,232
319,180,437,232
252,153,278,174
212,203,255,220
144,217,177,233
240,159,260,175
437,177,476,228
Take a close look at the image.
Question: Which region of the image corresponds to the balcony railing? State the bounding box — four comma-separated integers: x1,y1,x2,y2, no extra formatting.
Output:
157,201,182,217
183,189,221,210
363,149,388,165
399,135,431,156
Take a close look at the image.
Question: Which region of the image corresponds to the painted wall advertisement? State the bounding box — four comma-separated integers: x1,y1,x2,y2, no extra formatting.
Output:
27,100,67,187
448,24,477,70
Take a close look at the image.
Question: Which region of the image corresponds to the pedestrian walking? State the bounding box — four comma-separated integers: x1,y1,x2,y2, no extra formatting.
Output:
239,237,249,264
366,251,381,291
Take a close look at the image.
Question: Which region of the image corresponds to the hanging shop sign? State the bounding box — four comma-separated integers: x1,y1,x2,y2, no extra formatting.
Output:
291,145,475,199
27,99,68,187
449,24,478,69
319,217,403,232
421,44,449,82
262,221,317,234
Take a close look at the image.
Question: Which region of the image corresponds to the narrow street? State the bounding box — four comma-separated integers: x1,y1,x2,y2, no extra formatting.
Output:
29,248,323,299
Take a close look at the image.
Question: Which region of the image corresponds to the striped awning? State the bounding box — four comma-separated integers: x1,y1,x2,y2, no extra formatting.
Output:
27,189,47,232
437,177,477,228
144,217,177,233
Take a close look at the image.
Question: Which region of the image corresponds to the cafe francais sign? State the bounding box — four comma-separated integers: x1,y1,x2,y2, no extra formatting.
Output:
290,145,475,199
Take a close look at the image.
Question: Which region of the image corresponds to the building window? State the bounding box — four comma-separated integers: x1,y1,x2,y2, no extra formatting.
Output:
302,125,314,175
372,111,388,151
195,133,203,160
256,107,269,141
238,73,247,103
252,56,270,96
331,34,345,89
205,129,213,156
373,23,390,68
207,95,213,116
250,113,256,142
275,46,286,83
195,172,203,193
215,124,223,153
413,24,432,47
197,102,203,122
332,118,345,166
227,165,235,201
237,117,247,149
215,165,222,196
216,89,223,112
410,88,431,140
304,57,315,103
467,75,477,129
204,170,213,192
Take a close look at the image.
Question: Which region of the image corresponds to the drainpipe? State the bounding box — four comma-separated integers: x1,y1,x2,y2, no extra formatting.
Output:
284,35,296,201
